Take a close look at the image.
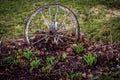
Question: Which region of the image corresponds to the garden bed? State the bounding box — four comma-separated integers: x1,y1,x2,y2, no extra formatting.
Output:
0,36,120,80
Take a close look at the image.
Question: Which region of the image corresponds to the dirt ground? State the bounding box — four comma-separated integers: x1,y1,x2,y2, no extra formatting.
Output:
0,36,120,80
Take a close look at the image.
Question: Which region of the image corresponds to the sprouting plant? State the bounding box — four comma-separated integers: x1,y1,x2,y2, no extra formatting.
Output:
29,59,40,73
71,72,80,80
83,53,97,66
75,45,84,54
109,61,113,65
24,50,34,59
3,56,18,64
62,53,67,60
46,57,55,65
17,49,23,54
3,56,14,63
42,65,51,73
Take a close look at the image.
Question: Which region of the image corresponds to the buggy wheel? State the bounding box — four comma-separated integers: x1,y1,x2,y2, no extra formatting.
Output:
24,4,80,45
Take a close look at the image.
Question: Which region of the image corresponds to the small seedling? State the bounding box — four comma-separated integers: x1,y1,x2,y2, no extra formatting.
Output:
29,59,40,73
46,57,55,65
3,56,14,63
17,49,23,54
42,65,51,73
71,72,80,80
62,53,67,60
24,50,34,59
3,56,19,64
75,45,84,54
83,53,97,66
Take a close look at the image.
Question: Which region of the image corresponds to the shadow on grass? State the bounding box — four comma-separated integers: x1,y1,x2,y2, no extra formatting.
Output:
100,0,120,9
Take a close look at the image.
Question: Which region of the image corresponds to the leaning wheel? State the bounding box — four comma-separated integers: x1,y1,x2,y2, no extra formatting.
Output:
24,4,80,45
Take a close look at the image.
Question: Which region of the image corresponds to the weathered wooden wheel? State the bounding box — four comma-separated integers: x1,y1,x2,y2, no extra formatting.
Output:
24,4,80,45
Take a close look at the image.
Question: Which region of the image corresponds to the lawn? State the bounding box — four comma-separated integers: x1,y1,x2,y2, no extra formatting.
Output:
0,0,120,42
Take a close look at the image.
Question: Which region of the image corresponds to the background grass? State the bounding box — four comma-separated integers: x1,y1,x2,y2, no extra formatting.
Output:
0,0,120,42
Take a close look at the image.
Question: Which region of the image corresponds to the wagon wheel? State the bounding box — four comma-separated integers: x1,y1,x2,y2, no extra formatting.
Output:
24,4,80,45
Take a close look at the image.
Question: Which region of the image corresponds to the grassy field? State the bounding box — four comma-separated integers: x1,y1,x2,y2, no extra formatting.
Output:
0,0,120,42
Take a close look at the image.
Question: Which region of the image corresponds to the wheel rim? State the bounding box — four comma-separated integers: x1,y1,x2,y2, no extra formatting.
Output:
25,4,80,45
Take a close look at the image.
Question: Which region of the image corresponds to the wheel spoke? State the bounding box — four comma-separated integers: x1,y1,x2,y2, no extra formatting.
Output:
59,23,66,31
49,8,52,29
59,38,64,43
29,33,47,39
54,5,58,23
58,19,74,31
59,22,66,30
32,35,47,45
45,36,50,43
41,12,49,29
53,35,59,44
54,6,59,30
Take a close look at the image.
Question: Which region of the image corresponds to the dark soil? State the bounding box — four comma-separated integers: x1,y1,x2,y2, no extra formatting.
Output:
0,36,120,80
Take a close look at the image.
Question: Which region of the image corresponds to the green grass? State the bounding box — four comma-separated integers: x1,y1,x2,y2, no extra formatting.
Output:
0,0,120,42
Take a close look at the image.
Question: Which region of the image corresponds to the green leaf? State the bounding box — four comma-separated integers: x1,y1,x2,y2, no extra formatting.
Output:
71,72,80,80
29,59,40,73
3,56,19,64
83,53,97,66
24,51,34,59
75,45,84,54
29,67,33,73
46,57,55,65
42,65,51,73
62,53,67,60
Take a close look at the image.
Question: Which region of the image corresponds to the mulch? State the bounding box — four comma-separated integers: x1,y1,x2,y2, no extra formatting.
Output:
0,36,120,80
